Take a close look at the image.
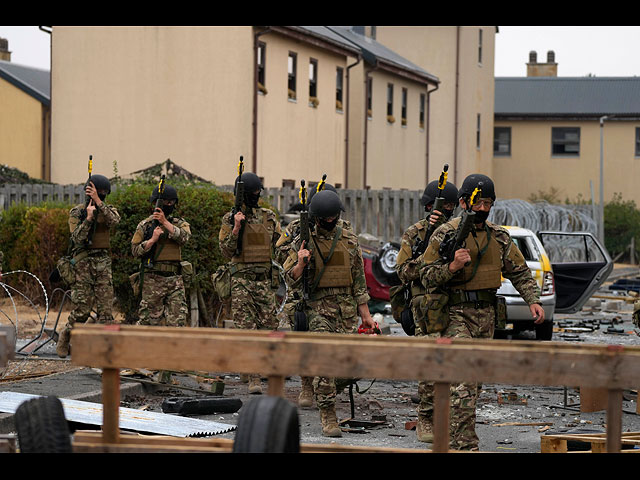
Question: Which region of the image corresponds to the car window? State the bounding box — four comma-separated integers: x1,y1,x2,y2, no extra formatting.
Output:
540,234,606,263
511,237,536,261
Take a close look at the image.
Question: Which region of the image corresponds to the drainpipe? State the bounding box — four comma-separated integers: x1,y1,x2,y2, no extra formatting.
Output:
425,82,439,181
344,55,361,189
453,26,460,184
253,27,271,175
39,26,52,181
363,63,379,189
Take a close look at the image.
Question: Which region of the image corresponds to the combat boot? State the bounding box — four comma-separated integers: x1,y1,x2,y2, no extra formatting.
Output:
319,407,342,438
248,375,262,394
298,377,314,408
416,413,434,443
56,328,71,358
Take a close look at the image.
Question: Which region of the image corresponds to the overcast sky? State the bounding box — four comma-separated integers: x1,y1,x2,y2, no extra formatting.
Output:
1,26,640,78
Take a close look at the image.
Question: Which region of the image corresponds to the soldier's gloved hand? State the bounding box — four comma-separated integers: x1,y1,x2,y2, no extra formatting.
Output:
448,248,471,273
86,200,96,221
232,211,246,235
530,303,545,324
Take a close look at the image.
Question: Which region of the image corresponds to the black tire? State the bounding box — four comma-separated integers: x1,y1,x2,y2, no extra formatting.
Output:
232,396,300,453
14,396,72,453
535,319,554,341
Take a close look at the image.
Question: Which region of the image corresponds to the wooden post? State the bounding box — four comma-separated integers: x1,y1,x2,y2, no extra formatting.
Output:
580,386,608,412
267,375,285,397
606,388,623,453
433,382,450,453
102,368,120,444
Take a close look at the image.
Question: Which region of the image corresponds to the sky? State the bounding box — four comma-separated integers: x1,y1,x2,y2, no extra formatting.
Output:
1,26,640,78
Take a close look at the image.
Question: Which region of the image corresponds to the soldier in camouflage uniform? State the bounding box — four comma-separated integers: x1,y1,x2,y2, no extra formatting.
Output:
57,175,120,358
219,172,282,395
131,184,191,327
633,301,640,328
283,190,374,437
275,182,351,409
395,179,458,443
419,174,544,450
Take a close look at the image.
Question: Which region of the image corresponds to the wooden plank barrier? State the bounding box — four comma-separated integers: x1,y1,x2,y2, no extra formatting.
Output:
70,325,640,453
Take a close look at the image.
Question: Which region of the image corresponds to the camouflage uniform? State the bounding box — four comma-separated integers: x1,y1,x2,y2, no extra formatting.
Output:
633,300,640,328
283,223,370,414
219,206,282,391
131,215,191,327
61,202,120,348
420,217,540,450
395,213,445,440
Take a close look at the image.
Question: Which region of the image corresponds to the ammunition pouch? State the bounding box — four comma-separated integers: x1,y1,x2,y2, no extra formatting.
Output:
55,250,90,286
129,271,141,298
495,295,507,330
180,261,194,289
421,288,450,334
211,263,235,301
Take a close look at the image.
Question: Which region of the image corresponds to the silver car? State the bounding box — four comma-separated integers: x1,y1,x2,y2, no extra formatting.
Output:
497,227,613,340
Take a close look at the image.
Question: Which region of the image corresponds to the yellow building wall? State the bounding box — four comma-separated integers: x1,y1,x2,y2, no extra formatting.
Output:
0,78,44,179
51,26,255,185
493,120,640,205
256,32,349,188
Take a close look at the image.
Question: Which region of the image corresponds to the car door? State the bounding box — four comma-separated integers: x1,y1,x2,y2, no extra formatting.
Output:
536,231,613,314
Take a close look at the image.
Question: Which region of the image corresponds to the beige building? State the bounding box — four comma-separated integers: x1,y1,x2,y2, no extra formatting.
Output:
0,39,51,181
493,51,640,206
49,26,499,191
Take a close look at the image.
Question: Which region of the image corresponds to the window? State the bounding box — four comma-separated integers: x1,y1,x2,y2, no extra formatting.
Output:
476,114,481,148
419,93,425,129
288,52,297,100
367,77,373,118
552,127,580,156
336,67,344,111
309,59,318,107
257,42,266,94
401,88,408,126
387,83,394,123
636,127,640,156
494,127,511,156
478,29,483,64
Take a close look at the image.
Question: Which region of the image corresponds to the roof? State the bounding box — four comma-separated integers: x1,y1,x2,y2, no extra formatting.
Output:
326,26,439,86
495,76,640,118
0,59,50,106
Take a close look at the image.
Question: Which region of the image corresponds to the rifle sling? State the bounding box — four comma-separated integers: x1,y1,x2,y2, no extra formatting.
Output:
309,226,343,294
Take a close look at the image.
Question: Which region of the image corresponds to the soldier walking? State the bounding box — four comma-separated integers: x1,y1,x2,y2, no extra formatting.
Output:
131,183,191,327
57,175,120,358
218,172,282,395
395,177,457,443
419,173,544,450
283,189,374,437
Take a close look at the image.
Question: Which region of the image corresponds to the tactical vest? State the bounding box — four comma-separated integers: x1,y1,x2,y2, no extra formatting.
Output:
232,211,272,264
89,214,110,249
454,227,502,290
155,234,182,262
312,230,352,289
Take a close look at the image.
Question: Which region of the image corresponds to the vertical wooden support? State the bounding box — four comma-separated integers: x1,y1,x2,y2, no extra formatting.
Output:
267,375,285,397
102,368,120,444
606,388,623,453
433,382,450,453
580,386,608,412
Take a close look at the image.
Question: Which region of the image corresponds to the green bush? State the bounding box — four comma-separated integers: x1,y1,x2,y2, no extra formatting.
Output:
604,192,640,262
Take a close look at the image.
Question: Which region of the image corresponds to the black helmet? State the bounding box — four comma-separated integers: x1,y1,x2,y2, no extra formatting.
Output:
421,181,458,208
308,182,337,204
235,172,263,195
86,174,111,196
458,174,496,201
150,184,179,204
309,190,345,219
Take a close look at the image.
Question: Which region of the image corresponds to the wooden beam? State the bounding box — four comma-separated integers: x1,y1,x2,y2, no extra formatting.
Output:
580,386,608,412
70,325,640,390
606,389,623,453
267,375,285,397
433,382,450,453
102,368,120,444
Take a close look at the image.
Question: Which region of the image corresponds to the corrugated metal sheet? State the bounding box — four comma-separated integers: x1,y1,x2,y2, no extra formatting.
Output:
495,77,640,116
0,392,236,438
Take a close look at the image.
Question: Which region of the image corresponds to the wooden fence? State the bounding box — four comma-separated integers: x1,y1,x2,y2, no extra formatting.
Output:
0,183,424,243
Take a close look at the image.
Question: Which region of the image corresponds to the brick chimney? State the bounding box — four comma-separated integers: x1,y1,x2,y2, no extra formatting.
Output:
527,50,557,77
0,37,11,61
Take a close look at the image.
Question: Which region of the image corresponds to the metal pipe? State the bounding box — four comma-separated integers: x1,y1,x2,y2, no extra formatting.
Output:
252,27,272,176
426,83,439,181
344,55,361,189
599,115,610,245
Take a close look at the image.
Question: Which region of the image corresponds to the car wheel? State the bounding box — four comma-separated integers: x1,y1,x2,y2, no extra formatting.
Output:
232,396,300,453
14,396,72,453
374,242,401,286
535,319,554,341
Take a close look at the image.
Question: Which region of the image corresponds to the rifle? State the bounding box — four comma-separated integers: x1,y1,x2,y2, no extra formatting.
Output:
412,164,450,259
143,174,166,270
231,156,245,255
294,179,310,332
84,155,97,246
438,183,482,265
316,173,327,193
